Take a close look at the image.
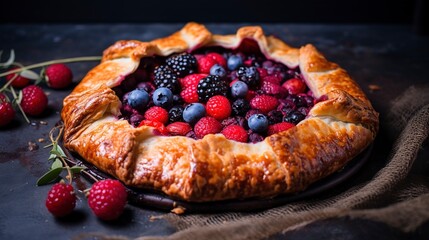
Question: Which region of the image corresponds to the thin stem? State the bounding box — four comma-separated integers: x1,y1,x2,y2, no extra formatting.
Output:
9,86,30,124
0,56,101,78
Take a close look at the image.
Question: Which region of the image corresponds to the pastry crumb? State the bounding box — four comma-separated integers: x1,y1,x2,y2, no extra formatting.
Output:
40,121,48,125
368,84,381,92
28,141,39,151
38,138,45,143
149,215,164,222
171,206,186,215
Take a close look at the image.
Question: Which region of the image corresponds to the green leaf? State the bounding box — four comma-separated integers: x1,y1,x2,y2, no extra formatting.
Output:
51,158,63,169
0,49,15,68
50,143,66,158
36,167,63,186
48,153,57,161
20,69,40,80
70,166,86,174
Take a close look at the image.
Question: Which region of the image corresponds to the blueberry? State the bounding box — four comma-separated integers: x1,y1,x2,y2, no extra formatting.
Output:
152,87,173,108
183,103,206,124
227,55,243,71
209,64,227,78
284,111,305,124
231,81,249,98
248,114,269,134
127,89,150,110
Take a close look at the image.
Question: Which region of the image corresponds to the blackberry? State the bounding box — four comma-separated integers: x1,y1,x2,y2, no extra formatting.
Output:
196,75,228,102
232,99,250,116
153,65,180,93
267,110,283,124
168,105,184,123
166,53,197,77
236,66,260,88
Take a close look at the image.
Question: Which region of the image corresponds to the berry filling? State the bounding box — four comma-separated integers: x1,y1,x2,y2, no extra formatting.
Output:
112,41,325,143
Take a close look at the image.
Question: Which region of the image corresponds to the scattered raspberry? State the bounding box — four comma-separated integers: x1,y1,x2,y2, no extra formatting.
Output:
180,73,207,89
166,122,192,136
257,68,268,78
138,120,168,135
180,85,199,103
262,75,282,85
194,116,222,139
282,78,307,95
221,125,248,142
206,95,232,120
267,122,295,135
45,182,76,217
88,179,128,221
20,85,48,116
144,106,169,124
206,52,226,68
197,56,217,74
45,63,73,89
250,95,279,114
0,94,15,127
245,90,257,101
5,67,31,88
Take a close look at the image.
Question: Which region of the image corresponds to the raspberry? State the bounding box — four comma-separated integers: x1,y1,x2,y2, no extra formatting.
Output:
144,106,169,124
267,122,295,135
45,63,73,89
221,125,248,142
250,95,279,114
0,95,15,127
180,85,199,103
197,56,217,74
282,78,307,95
5,67,31,88
138,120,168,135
166,122,192,136
261,81,287,97
206,95,232,120
206,52,227,68
194,116,222,139
166,53,197,77
20,85,48,116
88,179,127,221
180,74,207,89
45,182,76,217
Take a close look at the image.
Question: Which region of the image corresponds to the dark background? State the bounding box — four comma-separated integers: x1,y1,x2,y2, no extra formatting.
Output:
0,0,423,24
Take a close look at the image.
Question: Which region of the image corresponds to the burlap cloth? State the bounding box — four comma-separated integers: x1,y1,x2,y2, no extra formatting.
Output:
79,86,429,239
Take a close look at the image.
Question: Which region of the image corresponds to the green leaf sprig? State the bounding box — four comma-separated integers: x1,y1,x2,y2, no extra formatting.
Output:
37,125,86,186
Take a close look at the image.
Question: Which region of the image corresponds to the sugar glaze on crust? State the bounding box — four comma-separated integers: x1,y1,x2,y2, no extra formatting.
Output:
62,23,379,202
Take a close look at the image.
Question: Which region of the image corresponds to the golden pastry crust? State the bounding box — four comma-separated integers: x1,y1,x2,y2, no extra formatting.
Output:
62,22,379,202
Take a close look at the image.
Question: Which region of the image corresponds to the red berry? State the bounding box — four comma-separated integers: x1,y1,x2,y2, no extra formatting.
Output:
262,75,282,85
282,78,307,95
267,122,295,135
194,116,222,139
144,106,169,124
5,67,31,88
45,182,76,217
261,81,287,97
88,179,127,221
45,64,73,89
197,56,217,74
166,122,192,136
257,68,268,78
180,85,199,103
245,90,257,101
221,125,248,142
0,101,15,127
250,95,279,114
20,85,48,116
138,120,169,135
0,93,14,126
206,52,226,68
206,95,232,120
180,73,207,89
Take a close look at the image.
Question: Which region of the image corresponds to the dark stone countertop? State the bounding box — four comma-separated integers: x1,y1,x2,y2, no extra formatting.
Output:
0,23,428,240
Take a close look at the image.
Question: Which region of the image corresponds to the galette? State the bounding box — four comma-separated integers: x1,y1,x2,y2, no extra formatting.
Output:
61,23,378,202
